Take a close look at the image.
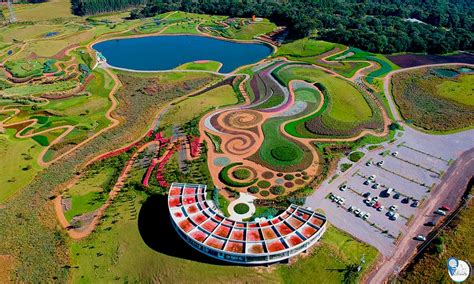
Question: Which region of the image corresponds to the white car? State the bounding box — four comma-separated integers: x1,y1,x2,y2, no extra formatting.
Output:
364,180,371,185
372,183,380,189
366,161,372,166
358,211,366,218
390,213,399,220
435,209,447,216
337,198,345,205
392,151,399,157
354,209,361,216
368,175,376,181
377,160,384,166
377,205,384,212
415,235,426,241
389,205,398,212
339,184,347,191
362,213,370,220
348,206,355,212
372,196,379,202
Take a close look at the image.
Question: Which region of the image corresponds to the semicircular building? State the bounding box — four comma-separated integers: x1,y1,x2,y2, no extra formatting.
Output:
168,183,327,264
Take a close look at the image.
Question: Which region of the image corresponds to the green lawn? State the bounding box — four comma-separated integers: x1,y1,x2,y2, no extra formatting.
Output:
3,80,77,96
436,74,474,106
277,66,373,128
276,39,340,58
160,84,237,127
64,168,115,222
232,19,276,40
176,61,221,72
0,128,43,203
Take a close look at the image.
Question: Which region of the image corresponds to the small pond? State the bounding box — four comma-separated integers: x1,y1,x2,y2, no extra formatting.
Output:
93,35,273,73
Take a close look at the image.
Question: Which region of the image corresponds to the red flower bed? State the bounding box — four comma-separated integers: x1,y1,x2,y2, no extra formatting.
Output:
287,217,304,229
183,196,196,205
168,197,181,208
191,231,208,242
174,212,183,218
184,187,196,195
247,229,262,241
205,237,224,249
262,227,277,240
225,241,244,253
214,225,231,238
310,217,324,227
178,219,194,232
188,136,201,158
267,240,285,252
187,204,198,213
202,220,218,232
142,158,158,187
230,229,244,241
169,186,181,196
276,223,293,236
286,235,303,247
302,226,317,239
192,213,207,224
249,243,264,254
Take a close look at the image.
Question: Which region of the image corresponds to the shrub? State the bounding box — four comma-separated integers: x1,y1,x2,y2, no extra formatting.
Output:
271,146,297,162
232,168,251,180
219,162,257,187
341,163,352,172
277,173,283,177
270,185,285,195
260,190,270,197
348,151,364,162
257,180,271,189
283,174,294,180
247,186,259,194
234,203,250,214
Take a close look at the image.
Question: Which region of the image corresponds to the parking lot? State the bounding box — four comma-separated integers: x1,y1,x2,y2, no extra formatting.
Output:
306,127,474,256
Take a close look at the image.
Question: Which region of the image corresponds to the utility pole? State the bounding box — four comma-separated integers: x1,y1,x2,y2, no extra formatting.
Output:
8,0,16,23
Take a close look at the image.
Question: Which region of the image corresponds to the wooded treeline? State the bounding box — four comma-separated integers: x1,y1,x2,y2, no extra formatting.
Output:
72,0,473,54
71,0,147,16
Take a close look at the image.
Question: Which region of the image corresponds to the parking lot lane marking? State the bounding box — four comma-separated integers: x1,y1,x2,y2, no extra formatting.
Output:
400,144,449,163
377,165,430,188
389,155,442,177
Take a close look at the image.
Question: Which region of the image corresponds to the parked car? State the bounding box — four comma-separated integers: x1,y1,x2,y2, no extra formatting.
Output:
377,205,385,212
368,175,376,181
372,183,380,189
329,194,336,201
362,213,370,220
363,192,371,198
389,205,398,212
412,201,419,208
348,206,355,212
440,205,451,211
373,202,381,209
339,184,347,191
393,193,400,199
358,211,366,218
364,180,371,185
377,160,384,166
372,196,379,202
366,161,372,166
415,235,426,241
425,221,436,226
386,188,394,196
391,151,399,157
389,213,399,220
354,209,361,216
435,209,447,216
337,198,345,205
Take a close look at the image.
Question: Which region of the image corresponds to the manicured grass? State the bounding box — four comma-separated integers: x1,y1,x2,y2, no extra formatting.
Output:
176,61,221,72
63,168,114,222
0,128,43,203
271,146,297,162
4,59,45,78
232,168,251,180
160,84,236,127
277,65,373,129
161,21,200,34
340,163,352,172
277,226,378,283
232,19,276,40
348,151,365,162
234,203,250,214
276,39,339,58
219,162,257,187
436,74,474,106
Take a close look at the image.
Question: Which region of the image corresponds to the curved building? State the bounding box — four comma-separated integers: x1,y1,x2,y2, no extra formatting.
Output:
168,183,327,264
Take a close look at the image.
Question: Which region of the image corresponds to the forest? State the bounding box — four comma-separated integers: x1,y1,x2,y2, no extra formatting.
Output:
71,0,473,54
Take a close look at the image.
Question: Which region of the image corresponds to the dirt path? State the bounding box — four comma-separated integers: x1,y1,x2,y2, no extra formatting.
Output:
364,147,474,283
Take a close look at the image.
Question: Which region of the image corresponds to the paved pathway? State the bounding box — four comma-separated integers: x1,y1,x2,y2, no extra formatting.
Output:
227,193,256,221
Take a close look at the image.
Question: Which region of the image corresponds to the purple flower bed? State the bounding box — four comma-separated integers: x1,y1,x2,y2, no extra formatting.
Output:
387,53,474,68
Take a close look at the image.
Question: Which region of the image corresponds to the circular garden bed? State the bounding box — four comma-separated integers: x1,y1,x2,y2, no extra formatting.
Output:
270,146,297,162
232,168,251,180
234,203,250,214
270,185,285,195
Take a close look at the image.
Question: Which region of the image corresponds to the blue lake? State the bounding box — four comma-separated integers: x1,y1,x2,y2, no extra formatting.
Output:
93,35,273,73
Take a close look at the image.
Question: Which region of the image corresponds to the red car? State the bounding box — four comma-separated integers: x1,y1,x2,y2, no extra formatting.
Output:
373,202,381,209
440,205,451,211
